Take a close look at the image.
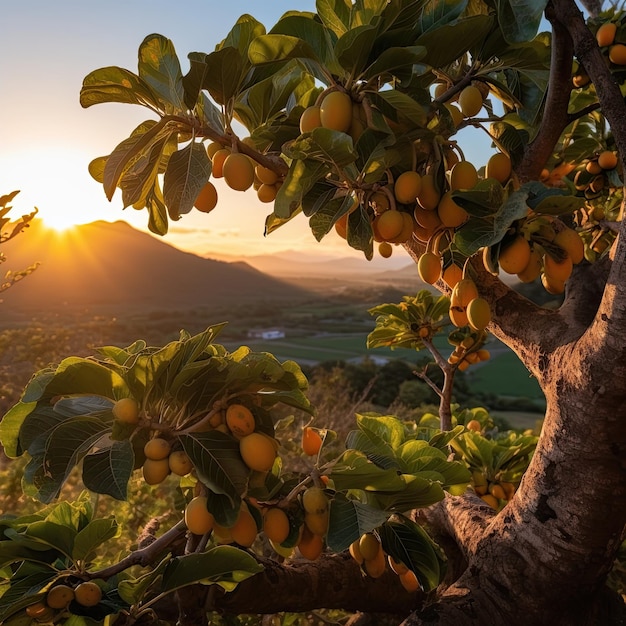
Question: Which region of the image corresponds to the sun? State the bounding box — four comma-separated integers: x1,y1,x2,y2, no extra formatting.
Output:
39,206,83,233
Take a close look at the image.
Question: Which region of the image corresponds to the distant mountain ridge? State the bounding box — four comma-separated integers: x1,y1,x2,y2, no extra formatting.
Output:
2,220,312,313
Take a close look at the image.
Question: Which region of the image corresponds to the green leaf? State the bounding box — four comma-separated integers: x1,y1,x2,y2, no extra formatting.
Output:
82,440,134,501
161,546,263,592
369,89,427,128
497,0,547,44
23,521,75,559
420,0,467,33
274,159,327,219
80,66,161,110
379,516,443,592
72,519,119,564
317,0,352,37
373,474,444,510
362,45,427,81
335,24,380,75
249,34,322,67
356,414,406,449
117,556,169,605
0,402,35,458
201,47,245,105
138,34,185,111
346,205,374,260
163,141,211,220
326,495,388,552
330,450,405,492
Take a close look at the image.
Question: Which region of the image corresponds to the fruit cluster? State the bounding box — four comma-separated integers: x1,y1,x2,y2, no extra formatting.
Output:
25,581,103,622
349,532,420,592
471,471,517,511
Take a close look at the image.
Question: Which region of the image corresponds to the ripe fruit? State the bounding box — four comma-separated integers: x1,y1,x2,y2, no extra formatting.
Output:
418,252,442,285
239,432,277,472
466,297,491,331
143,458,170,485
298,525,324,560
304,511,330,536
46,584,75,609
517,249,543,283
226,404,256,438
541,272,566,295
466,419,482,432
390,212,415,243
486,153,512,184
597,22,617,47
349,539,364,564
450,161,478,191
438,192,469,228
442,263,463,289
302,426,323,456
320,91,353,132
112,398,140,425
598,150,618,170
169,450,193,476
458,85,483,117
206,142,223,159
444,103,463,127
231,508,258,547
223,153,255,191
449,306,469,328
257,183,278,203
363,543,386,578
544,253,573,283
74,581,103,607
490,483,507,500
300,105,322,133
184,496,215,535
554,228,584,264
302,487,329,515
194,182,218,213
399,569,420,592
481,494,499,510
211,148,231,178
394,171,422,204
378,241,393,258
263,508,290,544
388,555,409,576
414,205,442,230
498,236,531,275
417,174,441,210
451,279,479,308
358,533,381,561
609,43,626,65
144,438,172,461
255,164,278,186
26,602,54,620
375,210,405,241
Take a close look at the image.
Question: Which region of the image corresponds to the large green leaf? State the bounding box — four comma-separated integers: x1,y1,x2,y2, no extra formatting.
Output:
72,519,119,564
23,521,76,560
0,402,35,458
362,45,426,81
201,47,245,105
82,440,134,501
419,0,467,33
346,205,374,260
80,66,161,110
161,546,263,592
330,450,405,492
373,473,444,510
335,24,380,75
138,34,185,112
222,14,266,59
163,141,211,220
274,159,328,219
356,414,406,449
249,34,321,67
326,495,388,552
379,516,443,592
497,0,547,44
316,0,352,37
117,556,170,605
288,127,358,167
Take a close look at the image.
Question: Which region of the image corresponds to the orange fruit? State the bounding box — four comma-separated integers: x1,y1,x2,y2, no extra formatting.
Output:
302,426,323,456
598,150,618,170
231,508,258,547
450,161,478,191
417,252,441,285
320,91,353,132
609,43,626,65
239,433,277,472
394,171,422,204
375,210,405,241
498,236,531,275
223,153,255,191
112,398,140,425
211,148,231,178
46,584,75,609
438,192,469,228
300,105,322,133
226,404,256,438
263,508,290,544
597,22,617,47
144,438,171,461
466,297,491,331
169,450,193,476
142,458,170,485
74,582,102,607
184,496,215,535
485,153,512,184
194,181,218,213
458,85,483,117
378,241,393,258
416,173,441,210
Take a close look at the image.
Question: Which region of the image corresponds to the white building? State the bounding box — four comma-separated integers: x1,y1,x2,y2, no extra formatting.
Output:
247,328,285,340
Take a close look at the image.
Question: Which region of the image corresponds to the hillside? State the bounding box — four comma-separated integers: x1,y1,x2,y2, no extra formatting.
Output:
1,220,313,314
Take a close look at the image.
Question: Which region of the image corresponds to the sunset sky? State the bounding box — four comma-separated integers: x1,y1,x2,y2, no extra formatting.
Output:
2,1,490,260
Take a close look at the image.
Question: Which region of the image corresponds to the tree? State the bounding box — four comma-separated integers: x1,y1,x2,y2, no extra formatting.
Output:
2,0,626,624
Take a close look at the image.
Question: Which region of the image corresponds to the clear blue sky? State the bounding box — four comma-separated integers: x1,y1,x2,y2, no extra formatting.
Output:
1,1,490,261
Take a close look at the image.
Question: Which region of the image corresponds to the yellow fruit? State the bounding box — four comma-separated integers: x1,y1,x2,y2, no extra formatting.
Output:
358,533,381,561
517,249,543,283
213,523,234,544
255,164,278,186
320,91,353,132
501,482,517,500
442,263,463,289
226,404,256,438
598,150,618,170
498,236,531,275
26,602,53,619
481,494,499,510
378,241,393,258
449,306,469,328
302,486,328,515
239,432,277,472
433,82,448,99
375,210,405,241
257,184,277,203
450,161,478,191
46,584,75,609
597,22,617,47
144,438,172,461
300,105,322,133
490,483,507,500
417,252,442,285
572,73,590,88
112,398,140,425
541,272,566,295
231,508,258,547
544,253,573,283
142,458,170,485
586,160,602,175
349,539,364,564
466,419,482,432
304,511,330,536
389,212,415,243
466,297,491,331
364,544,386,578
388,555,409,576
298,526,324,560
211,148,231,178
554,228,584,264
223,153,255,191
169,450,193,476
335,213,348,239
485,153,512,184
609,43,626,65
438,192,469,228
414,205,442,230
206,142,223,159
194,181,218,213
477,349,491,361
184,496,215,535
74,581,102,607
444,103,463,127
416,173,441,210
394,171,423,204
263,508,290,544
451,278,479,308
458,85,483,117
399,569,420,592
302,426,323,456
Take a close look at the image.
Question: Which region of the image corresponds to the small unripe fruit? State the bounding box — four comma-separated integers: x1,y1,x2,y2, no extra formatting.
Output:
184,496,215,535
144,437,172,461
74,581,103,607
112,398,140,424
302,487,329,515
378,241,393,258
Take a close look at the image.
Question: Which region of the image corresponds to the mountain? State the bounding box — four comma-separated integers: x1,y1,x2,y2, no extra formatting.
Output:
1,220,313,314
